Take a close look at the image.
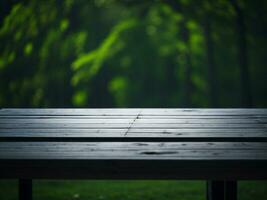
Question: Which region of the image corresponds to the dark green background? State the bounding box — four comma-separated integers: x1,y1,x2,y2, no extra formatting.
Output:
0,0,267,199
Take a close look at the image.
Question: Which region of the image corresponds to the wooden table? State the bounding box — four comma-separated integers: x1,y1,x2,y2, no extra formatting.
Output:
0,108,267,200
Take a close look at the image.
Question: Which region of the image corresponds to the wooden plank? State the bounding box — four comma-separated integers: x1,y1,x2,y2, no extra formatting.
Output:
140,109,267,115
0,118,137,124
0,142,267,180
5,149,267,160
0,108,266,181
1,115,266,119
126,128,267,134
1,128,265,135
0,109,142,116
0,115,137,119
0,108,266,116
138,118,266,124
0,128,266,142
1,128,266,133
0,142,267,159
1,142,267,150
0,118,265,124
0,123,265,129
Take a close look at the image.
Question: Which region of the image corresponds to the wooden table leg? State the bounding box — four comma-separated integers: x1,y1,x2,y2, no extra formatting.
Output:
225,181,237,200
19,179,32,200
207,180,224,200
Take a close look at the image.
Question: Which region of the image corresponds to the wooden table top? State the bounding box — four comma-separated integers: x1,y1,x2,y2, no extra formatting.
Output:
0,108,267,180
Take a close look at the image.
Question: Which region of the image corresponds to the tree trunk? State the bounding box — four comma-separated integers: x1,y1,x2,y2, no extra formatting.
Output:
231,0,253,107
166,0,194,107
180,20,193,107
203,14,219,107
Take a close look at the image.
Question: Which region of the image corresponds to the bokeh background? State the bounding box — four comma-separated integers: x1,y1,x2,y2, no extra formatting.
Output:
0,0,267,199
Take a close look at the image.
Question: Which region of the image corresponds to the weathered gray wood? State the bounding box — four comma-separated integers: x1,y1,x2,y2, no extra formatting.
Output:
1,141,267,150
0,108,142,116
1,108,266,116
0,128,266,136
140,109,267,115
1,128,266,134
0,118,265,124
0,123,265,129
0,108,266,181
1,129,266,142
1,115,266,119
0,142,267,159
0,141,267,180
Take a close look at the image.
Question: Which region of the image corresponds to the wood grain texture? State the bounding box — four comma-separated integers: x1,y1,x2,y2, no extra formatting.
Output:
0,118,265,124
1,108,266,141
0,128,266,142
0,108,267,115
0,108,266,180
0,142,267,179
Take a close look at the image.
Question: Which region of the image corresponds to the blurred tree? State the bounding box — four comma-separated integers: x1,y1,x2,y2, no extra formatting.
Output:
230,0,252,107
202,1,219,107
0,0,266,108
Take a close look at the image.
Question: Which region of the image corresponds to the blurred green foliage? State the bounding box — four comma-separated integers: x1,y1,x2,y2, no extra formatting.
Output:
0,0,267,108
0,1,267,199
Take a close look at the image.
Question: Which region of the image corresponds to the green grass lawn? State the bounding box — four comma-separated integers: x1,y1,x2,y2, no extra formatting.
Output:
0,180,267,200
